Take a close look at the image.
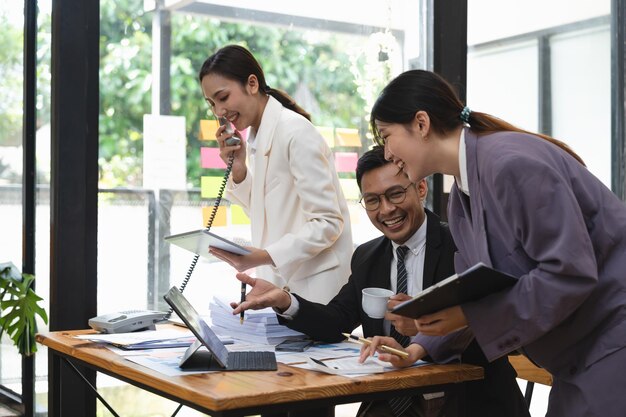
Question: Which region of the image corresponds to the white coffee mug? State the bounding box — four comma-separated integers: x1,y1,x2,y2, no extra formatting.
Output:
362,287,395,319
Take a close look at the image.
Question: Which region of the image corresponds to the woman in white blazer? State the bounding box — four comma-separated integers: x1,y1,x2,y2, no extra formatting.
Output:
198,45,353,303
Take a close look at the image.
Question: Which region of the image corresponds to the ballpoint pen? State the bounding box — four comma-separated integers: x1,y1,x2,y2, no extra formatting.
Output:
342,333,409,359
240,282,246,324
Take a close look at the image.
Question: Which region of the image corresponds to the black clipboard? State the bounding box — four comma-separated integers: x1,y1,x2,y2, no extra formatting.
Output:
391,262,518,319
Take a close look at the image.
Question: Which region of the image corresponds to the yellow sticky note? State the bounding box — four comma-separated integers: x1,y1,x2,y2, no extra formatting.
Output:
231,204,251,225
200,119,220,141
335,127,361,147
202,206,227,227
339,178,360,200
316,126,335,148
201,176,226,198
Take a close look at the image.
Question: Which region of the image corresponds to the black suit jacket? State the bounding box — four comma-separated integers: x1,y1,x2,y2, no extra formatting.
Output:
283,209,455,341
281,209,529,417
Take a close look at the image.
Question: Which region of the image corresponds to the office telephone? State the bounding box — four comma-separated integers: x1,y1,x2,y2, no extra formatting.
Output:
88,310,167,334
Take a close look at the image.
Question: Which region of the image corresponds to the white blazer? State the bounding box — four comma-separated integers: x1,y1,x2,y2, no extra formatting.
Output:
226,96,353,303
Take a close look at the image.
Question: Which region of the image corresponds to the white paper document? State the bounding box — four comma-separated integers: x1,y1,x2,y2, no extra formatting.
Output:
306,356,387,375
274,341,361,365
125,348,214,377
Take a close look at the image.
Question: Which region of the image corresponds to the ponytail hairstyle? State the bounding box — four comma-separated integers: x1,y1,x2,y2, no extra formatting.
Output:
198,44,311,121
370,70,585,166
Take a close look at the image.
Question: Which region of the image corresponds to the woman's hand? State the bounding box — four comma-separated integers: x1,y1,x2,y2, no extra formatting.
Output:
209,246,275,272
215,123,247,183
414,305,468,336
358,336,426,368
385,294,418,336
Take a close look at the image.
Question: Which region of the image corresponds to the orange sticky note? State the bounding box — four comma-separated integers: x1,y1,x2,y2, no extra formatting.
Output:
202,206,227,227
231,204,251,225
199,119,220,141
335,127,361,147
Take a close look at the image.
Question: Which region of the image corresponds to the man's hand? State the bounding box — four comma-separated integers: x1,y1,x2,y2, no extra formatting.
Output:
230,273,292,314
209,246,274,272
385,293,417,336
358,336,426,368
414,305,468,336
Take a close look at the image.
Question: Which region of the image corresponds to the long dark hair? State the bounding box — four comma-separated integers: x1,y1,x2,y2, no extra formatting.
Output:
198,44,311,121
370,70,585,165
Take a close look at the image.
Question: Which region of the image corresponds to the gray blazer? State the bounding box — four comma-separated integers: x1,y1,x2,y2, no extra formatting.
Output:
416,129,626,417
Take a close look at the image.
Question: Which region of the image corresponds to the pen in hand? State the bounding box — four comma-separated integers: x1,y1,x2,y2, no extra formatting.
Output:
240,282,246,324
342,333,409,359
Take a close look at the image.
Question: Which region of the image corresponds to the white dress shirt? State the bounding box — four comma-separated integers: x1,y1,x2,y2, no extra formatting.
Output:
456,128,470,196
245,127,257,172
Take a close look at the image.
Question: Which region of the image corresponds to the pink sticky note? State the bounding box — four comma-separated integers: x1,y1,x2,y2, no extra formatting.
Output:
201,147,227,169
334,152,358,173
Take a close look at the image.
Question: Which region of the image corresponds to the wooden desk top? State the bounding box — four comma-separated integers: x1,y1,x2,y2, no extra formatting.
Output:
37,329,483,414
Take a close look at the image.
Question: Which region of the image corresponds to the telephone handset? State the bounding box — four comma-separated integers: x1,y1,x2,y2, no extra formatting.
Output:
165,119,237,319
219,117,242,146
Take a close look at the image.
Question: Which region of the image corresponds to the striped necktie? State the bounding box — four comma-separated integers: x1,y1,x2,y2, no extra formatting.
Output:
388,245,414,416
390,245,411,348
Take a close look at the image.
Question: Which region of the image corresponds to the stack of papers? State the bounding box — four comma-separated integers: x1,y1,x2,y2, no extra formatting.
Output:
76,329,196,350
76,328,232,350
209,297,306,345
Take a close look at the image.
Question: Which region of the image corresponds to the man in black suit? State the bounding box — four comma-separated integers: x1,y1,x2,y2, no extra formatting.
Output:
233,146,529,417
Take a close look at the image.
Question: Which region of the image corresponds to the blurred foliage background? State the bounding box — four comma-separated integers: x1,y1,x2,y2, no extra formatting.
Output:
1,0,398,188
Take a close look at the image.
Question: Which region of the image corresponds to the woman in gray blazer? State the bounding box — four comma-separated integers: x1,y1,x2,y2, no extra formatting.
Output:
363,69,626,417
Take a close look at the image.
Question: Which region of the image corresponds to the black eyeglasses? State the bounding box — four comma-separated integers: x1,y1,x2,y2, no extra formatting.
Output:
359,183,415,211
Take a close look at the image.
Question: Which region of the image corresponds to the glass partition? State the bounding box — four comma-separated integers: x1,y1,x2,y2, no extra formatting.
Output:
97,0,425,315
468,40,539,131
551,25,611,184
467,0,611,186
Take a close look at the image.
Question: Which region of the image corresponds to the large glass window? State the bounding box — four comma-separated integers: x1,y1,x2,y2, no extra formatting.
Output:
0,1,24,396
468,40,539,131
468,0,611,185
0,1,52,409
551,25,611,183
94,1,425,415
97,1,423,317
96,0,429,312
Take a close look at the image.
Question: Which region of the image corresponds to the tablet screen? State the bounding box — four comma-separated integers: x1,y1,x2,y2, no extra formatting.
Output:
164,229,251,256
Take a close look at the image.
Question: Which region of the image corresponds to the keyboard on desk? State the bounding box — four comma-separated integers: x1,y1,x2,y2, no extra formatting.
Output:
227,351,277,371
